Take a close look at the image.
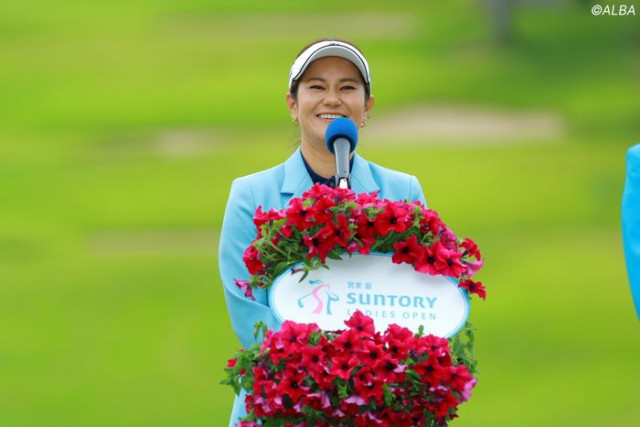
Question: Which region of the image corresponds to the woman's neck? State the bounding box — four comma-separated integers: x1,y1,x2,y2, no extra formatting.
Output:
300,142,336,179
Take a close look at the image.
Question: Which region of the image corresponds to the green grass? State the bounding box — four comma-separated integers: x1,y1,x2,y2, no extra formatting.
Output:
1,1,639,426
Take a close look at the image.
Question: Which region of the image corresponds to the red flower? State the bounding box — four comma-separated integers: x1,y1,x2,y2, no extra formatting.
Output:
243,245,265,275
301,183,331,200
459,279,487,300
328,353,361,380
234,279,255,301
300,344,326,376
268,321,317,364
361,339,384,363
303,226,338,262
421,334,450,359
279,222,294,238
413,363,443,386
352,371,385,406
414,244,439,276
372,353,405,384
329,213,352,248
277,368,309,402
439,228,458,250
355,212,377,254
301,392,332,412
444,364,473,392
425,386,458,419
253,206,284,229
463,259,484,276
302,183,355,203
419,208,445,235
344,310,375,336
309,196,336,224
374,202,411,236
392,235,424,265
460,377,478,402
250,366,278,413
355,412,388,427
461,237,482,259
432,241,466,277
331,329,364,354
356,190,380,207
286,198,314,230
383,324,415,359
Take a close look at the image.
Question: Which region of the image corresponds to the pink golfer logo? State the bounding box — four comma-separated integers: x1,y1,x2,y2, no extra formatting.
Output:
298,280,340,315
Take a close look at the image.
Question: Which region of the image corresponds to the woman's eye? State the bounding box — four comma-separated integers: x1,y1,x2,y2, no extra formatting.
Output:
309,85,324,90
341,86,356,91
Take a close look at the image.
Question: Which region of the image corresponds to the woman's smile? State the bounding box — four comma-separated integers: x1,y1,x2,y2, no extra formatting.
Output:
317,113,347,122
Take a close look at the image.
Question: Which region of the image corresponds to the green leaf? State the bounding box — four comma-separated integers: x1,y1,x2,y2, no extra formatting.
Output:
337,380,350,400
383,383,394,406
253,321,268,340
448,322,478,374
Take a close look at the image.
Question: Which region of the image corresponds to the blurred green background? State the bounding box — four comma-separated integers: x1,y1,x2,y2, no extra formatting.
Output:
1,0,639,426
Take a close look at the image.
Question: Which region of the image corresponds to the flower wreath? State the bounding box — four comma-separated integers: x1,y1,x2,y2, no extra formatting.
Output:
235,184,486,300
223,184,486,427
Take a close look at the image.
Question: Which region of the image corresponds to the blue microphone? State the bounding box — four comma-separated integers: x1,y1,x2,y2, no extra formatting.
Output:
325,118,359,189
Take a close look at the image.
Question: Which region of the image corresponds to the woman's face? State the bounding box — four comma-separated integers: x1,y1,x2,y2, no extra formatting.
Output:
287,56,374,152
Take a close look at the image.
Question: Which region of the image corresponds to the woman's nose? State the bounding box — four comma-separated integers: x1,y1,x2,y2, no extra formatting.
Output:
323,88,342,106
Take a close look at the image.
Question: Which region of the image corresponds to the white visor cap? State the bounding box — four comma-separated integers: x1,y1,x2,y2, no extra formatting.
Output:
288,40,371,91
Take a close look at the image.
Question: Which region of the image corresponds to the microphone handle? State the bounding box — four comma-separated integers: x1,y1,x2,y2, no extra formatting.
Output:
333,138,351,188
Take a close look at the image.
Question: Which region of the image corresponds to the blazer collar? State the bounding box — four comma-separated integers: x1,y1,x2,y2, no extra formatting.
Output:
350,151,380,195
281,147,380,199
281,148,313,199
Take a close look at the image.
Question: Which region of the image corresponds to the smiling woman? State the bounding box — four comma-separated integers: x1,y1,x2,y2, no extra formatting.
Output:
287,54,375,179
218,38,427,426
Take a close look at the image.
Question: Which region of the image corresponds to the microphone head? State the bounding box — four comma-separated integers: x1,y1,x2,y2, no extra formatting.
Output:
325,117,358,154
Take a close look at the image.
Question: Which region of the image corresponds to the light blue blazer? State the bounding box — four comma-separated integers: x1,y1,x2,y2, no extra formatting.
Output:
218,147,426,426
622,144,640,319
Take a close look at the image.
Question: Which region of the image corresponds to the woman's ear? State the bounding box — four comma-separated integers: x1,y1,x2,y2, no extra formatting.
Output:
364,95,375,122
286,92,298,123
365,95,375,115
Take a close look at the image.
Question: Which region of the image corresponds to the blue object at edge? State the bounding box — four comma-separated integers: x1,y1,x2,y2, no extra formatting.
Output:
622,143,640,319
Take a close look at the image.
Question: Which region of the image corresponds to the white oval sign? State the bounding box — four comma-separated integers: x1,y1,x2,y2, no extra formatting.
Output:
269,253,469,338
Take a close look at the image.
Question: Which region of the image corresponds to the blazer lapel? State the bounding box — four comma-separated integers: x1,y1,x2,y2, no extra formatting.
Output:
350,152,380,194
280,149,379,205
280,147,313,203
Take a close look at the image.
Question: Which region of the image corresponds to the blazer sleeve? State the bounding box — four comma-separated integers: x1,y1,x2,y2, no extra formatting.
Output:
622,144,640,319
409,175,428,207
219,178,280,348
